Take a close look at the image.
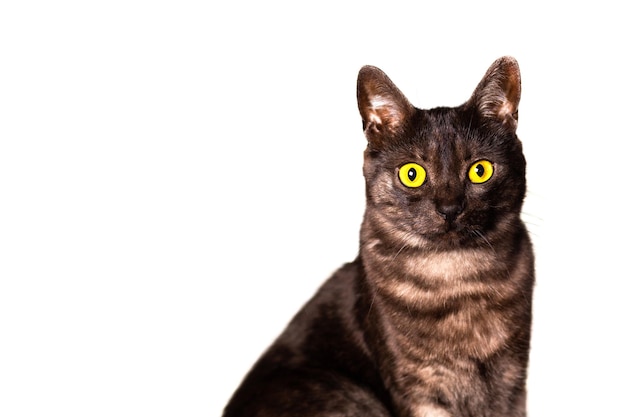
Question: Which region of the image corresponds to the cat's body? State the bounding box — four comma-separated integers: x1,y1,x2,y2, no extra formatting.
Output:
223,57,534,417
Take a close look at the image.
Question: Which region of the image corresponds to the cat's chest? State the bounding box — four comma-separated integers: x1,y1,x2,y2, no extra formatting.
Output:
366,245,514,359
401,247,499,282
368,244,507,304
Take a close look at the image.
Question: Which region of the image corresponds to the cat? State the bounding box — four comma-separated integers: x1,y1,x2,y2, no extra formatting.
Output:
222,56,534,417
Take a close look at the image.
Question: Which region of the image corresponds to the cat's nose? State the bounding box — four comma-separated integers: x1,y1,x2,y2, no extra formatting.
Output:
437,203,464,221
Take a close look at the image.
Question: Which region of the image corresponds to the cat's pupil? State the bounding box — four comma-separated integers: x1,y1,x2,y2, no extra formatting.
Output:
408,168,417,181
475,164,485,177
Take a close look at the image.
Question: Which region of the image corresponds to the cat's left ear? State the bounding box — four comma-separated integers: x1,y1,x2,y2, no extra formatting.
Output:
469,56,521,132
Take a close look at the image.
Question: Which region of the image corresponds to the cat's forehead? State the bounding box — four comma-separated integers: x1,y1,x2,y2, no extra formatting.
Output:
420,107,473,137
403,109,478,161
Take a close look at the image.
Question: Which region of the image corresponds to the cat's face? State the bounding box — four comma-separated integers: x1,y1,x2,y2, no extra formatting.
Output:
357,58,526,251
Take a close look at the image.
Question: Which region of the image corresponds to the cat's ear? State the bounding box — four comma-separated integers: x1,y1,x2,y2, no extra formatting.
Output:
357,66,415,149
469,56,521,132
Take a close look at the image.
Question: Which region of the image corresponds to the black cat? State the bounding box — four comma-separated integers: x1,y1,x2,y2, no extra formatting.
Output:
223,57,534,417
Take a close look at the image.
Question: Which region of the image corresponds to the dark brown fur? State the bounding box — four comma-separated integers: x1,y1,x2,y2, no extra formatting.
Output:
223,57,534,417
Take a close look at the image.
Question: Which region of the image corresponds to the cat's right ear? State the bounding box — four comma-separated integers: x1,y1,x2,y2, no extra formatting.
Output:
357,66,415,149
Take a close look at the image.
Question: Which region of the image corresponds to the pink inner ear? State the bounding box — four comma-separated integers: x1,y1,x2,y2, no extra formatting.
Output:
366,93,416,138
367,95,401,128
498,101,516,119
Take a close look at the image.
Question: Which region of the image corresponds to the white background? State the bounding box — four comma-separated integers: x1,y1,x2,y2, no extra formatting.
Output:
1,1,624,416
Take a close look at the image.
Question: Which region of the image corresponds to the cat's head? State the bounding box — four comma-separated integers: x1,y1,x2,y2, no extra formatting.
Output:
357,57,526,251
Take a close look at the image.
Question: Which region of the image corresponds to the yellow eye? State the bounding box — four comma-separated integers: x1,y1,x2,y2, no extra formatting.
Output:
399,163,426,188
468,160,494,184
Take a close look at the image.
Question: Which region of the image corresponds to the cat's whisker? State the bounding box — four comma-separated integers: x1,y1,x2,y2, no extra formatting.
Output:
392,243,410,262
472,229,496,254
521,211,543,239
521,211,543,222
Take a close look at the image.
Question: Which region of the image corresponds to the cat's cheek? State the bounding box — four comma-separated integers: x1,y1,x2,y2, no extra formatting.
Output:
364,211,431,250
366,171,396,205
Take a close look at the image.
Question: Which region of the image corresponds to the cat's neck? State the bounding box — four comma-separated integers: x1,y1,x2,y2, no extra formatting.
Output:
358,211,531,356
360,233,510,314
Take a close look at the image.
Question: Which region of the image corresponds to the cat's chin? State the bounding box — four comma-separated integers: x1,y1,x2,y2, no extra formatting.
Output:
420,228,485,250
422,233,465,250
